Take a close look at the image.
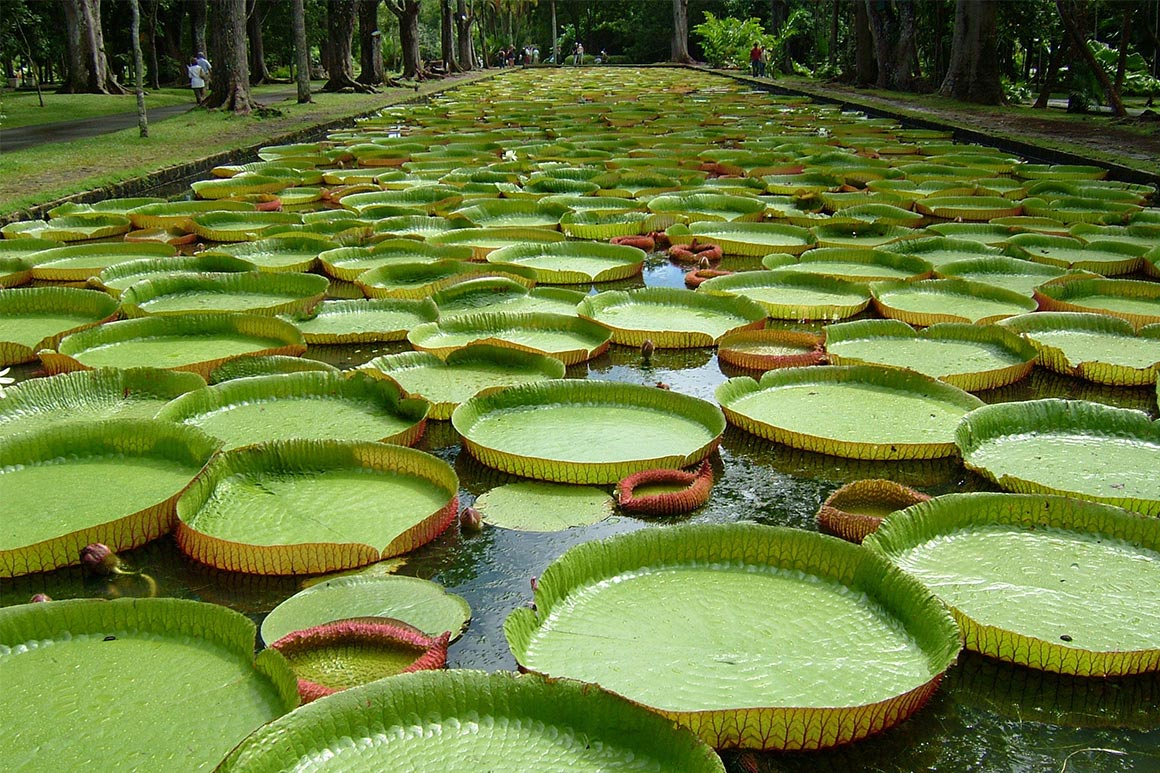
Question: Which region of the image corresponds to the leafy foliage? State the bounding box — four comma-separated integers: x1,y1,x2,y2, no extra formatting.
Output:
692,13,770,70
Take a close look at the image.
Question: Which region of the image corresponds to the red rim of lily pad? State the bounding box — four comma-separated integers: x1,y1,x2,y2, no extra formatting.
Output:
816,479,931,544
616,459,714,516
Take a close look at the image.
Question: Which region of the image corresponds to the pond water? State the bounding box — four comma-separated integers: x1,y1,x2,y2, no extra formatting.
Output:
2,68,1159,771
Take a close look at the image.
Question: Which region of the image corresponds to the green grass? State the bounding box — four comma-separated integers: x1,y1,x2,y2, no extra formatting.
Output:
0,74,494,219
1,88,194,129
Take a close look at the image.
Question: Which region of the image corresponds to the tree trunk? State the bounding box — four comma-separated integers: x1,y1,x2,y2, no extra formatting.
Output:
854,0,877,86
144,0,160,89
131,0,149,137
456,0,474,69
440,0,460,72
865,0,917,91
1033,36,1066,109
1055,0,1127,116
323,0,376,91
1114,4,1132,94
829,0,839,69
191,0,208,58
386,0,422,80
292,0,312,102
204,0,258,113
670,0,694,64
939,0,1002,104
550,0,557,66
59,0,126,94
155,2,187,76
247,0,273,84
357,0,385,84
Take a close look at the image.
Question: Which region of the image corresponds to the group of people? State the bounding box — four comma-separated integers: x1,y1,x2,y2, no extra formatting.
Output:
187,51,211,104
496,45,540,67
749,43,770,77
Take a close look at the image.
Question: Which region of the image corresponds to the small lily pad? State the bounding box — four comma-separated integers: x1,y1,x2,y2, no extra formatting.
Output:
473,481,615,531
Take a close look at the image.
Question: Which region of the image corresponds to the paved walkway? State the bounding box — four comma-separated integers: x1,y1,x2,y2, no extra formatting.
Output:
1,89,298,153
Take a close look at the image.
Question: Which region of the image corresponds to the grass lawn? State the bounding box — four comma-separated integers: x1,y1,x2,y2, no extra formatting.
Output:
2,88,194,129
0,74,493,219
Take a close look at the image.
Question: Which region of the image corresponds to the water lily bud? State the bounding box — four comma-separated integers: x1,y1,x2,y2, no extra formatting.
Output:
80,543,124,576
29,593,52,603
460,506,484,533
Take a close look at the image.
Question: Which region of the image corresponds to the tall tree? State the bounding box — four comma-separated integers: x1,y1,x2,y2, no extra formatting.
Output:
456,0,475,69
864,0,917,91
357,0,385,84
1055,0,1127,116
291,0,312,102
385,0,422,80
322,0,375,91
247,0,273,84
204,0,258,113
131,0,148,137
190,0,208,58
939,0,1002,104
853,0,877,86
440,0,459,72
59,0,126,93
671,0,694,64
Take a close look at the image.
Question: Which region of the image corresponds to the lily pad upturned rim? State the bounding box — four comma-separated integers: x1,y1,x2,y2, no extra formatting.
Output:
616,459,714,516
1034,277,1160,329
577,286,767,347
0,597,298,770
486,241,647,284
90,254,258,296
472,480,617,531
118,271,329,318
407,311,612,365
815,478,931,544
716,328,827,371
999,312,1160,386
505,522,960,751
0,286,121,365
0,419,221,577
955,398,1160,516
452,378,726,484
216,669,725,772
871,277,1039,326
42,313,307,380
284,297,439,344
666,221,815,256
716,364,984,461
698,270,873,321
864,492,1160,676
176,439,459,575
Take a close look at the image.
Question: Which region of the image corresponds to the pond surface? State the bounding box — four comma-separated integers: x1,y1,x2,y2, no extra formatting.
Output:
3,68,1159,771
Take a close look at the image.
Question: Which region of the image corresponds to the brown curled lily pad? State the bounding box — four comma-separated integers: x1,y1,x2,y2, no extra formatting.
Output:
616,459,714,516
269,618,449,702
716,329,826,371
815,478,930,543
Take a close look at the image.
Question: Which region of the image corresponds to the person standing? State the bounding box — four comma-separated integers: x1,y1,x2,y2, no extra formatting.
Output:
195,51,212,85
749,43,763,77
573,42,584,66
187,56,206,104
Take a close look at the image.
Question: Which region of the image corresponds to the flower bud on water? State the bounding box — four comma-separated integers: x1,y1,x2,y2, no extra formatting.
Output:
460,506,484,532
80,543,125,576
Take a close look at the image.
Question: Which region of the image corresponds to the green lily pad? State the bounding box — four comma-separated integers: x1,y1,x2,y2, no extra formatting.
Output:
41,313,306,380
473,481,615,531
763,247,933,283
0,368,205,440
408,311,612,365
188,211,301,243
28,242,176,282
192,173,288,199
865,492,1160,675
810,222,915,249
1,214,131,242
209,355,339,383
717,364,984,460
666,222,814,257
505,523,960,750
956,399,1160,516
871,278,1038,325
0,287,119,365
913,196,1022,221
1005,234,1145,275
824,319,1037,391
0,598,297,770
452,379,724,484
1000,312,1160,387
0,257,31,289
260,574,471,645
217,670,724,771
880,235,1004,267
924,223,1013,247
487,241,646,284
157,371,428,450
935,256,1068,296
452,199,563,229
91,254,257,296
200,235,339,273
285,297,438,344
357,259,537,300
431,278,584,319
427,226,567,259
699,271,872,321
362,345,566,420
558,210,651,239
119,272,328,318
318,239,473,282
126,199,255,230
176,440,459,574
0,420,221,576
578,287,767,347
1034,277,1160,329
646,192,767,222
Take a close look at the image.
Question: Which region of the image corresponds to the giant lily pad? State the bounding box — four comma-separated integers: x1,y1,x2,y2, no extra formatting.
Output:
318,239,473,282
0,367,205,440
871,278,1038,325
176,440,459,575
260,574,471,645
126,199,255,230
716,329,826,371
956,399,1160,516
763,247,933,283
428,227,567,259
487,242,646,284
41,313,306,379
452,199,562,229
285,298,438,344
717,365,984,460
1005,234,1145,276
189,211,301,243
865,493,1160,676
357,259,537,299
558,210,650,240
0,287,120,365
646,192,768,222
452,379,724,484
157,371,428,450
473,481,615,531
666,222,814,257
935,256,1068,297
91,254,257,296
363,345,566,420
0,420,220,576
1,214,131,242
119,272,327,318
200,235,339,273
28,242,176,282
505,523,960,750
699,271,872,321
0,598,297,770
430,278,584,319
408,312,611,365
577,287,766,347
823,319,1037,391
1000,312,1160,387
880,235,1003,267
216,670,724,771
1034,277,1160,329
